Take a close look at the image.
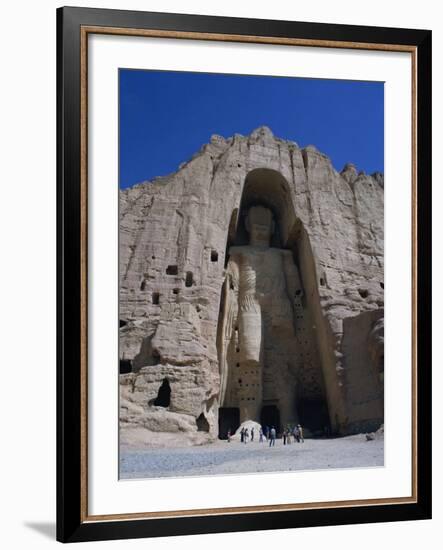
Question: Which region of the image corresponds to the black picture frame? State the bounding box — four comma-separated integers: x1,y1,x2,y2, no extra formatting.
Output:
57,6,432,543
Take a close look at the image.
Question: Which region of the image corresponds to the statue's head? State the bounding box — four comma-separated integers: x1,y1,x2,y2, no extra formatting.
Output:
245,206,274,247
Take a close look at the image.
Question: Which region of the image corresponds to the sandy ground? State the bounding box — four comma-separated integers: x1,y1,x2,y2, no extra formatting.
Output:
119,435,384,480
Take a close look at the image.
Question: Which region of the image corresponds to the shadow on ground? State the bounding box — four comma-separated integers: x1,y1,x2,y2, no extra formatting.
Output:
24,522,56,540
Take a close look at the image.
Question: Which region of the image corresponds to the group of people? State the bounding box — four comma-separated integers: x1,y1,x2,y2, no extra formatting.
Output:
227,424,304,446
238,426,255,443
265,424,305,446
284,425,305,444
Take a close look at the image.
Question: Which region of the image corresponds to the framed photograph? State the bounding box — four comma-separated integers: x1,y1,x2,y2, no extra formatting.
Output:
57,6,432,543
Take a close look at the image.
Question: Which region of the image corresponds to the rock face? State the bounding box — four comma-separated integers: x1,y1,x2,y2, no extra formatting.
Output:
119,126,384,447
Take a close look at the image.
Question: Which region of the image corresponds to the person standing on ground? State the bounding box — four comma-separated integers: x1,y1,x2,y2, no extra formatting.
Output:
293,425,300,443
283,428,287,445
298,424,304,443
265,426,270,441
240,427,245,443
244,427,249,443
269,426,276,447
287,426,292,444
259,427,264,443
251,427,254,442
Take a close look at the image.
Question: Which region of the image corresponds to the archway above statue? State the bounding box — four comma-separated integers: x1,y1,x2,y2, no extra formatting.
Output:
233,168,298,248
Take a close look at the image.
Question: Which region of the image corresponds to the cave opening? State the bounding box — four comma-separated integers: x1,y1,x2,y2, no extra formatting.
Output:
196,413,210,432
185,271,193,287
153,378,171,407
119,359,132,374
218,407,240,439
358,288,369,299
296,396,331,436
260,405,281,434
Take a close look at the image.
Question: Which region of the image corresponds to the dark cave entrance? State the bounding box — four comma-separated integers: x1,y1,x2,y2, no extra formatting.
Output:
153,378,171,407
260,405,281,434
119,359,132,374
296,397,331,436
196,413,210,432
218,407,240,439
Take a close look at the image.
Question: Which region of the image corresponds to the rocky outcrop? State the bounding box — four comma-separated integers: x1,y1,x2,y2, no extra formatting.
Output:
119,126,384,447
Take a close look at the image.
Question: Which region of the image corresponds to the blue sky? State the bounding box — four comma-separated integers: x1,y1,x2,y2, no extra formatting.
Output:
119,69,384,189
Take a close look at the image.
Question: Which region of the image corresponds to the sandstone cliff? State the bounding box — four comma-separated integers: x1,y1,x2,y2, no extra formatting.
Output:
119,126,384,447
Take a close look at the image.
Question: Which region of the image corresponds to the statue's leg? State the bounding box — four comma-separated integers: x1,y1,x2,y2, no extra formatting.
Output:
239,303,262,364
238,301,263,423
